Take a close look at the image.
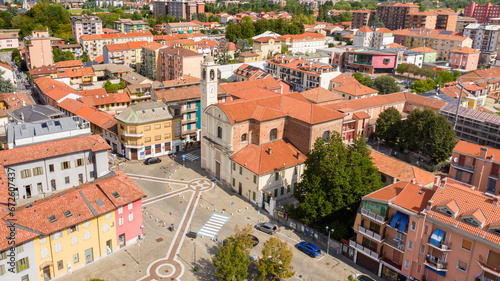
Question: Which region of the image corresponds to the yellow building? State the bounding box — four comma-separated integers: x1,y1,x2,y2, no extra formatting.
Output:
237,51,262,63
404,31,473,60
115,101,182,160
252,37,282,59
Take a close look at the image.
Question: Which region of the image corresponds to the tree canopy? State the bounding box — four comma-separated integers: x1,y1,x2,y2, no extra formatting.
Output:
225,19,303,42
258,237,294,281
372,76,399,95
0,69,15,93
353,72,372,87
410,79,436,94
374,107,402,146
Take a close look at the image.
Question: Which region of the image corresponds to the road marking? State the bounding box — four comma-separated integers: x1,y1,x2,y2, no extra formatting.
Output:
197,212,231,239
316,255,325,262
277,232,301,244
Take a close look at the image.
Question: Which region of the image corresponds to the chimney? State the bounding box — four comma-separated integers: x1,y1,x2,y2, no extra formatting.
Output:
432,175,441,189
296,152,300,160
480,146,488,159
440,177,448,189
493,196,499,206
268,148,272,156
20,112,24,121
426,200,433,211
411,178,417,184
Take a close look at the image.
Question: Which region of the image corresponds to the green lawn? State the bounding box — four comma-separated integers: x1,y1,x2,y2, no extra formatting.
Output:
70,8,87,14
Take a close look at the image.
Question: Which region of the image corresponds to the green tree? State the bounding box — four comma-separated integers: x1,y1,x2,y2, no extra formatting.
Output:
353,72,372,87
371,15,384,28
0,69,16,93
258,237,294,281
212,241,251,281
435,70,457,86
67,37,78,44
372,76,399,95
410,79,436,94
396,63,410,75
374,107,402,146
281,43,288,54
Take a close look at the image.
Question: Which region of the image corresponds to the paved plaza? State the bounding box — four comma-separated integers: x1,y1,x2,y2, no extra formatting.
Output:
62,150,381,281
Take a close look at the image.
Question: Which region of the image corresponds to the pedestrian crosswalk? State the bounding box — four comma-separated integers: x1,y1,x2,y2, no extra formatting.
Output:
197,213,231,239
183,153,200,161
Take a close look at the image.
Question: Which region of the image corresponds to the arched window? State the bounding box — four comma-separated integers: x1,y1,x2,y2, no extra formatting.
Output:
269,128,278,141
322,130,330,141
217,126,222,139
241,133,247,142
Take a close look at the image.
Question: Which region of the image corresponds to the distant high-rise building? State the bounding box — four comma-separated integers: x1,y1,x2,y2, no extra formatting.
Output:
464,2,500,24
71,15,103,44
351,10,376,29
376,2,419,31
154,0,205,21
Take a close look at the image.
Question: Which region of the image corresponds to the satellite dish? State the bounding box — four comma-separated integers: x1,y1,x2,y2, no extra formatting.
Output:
453,157,458,163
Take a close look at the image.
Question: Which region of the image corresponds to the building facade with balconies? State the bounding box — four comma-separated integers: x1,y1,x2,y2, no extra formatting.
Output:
464,24,500,53
346,49,400,74
71,15,103,44
157,47,204,81
113,19,148,33
81,32,153,61
352,10,376,29
140,42,168,81
376,2,419,31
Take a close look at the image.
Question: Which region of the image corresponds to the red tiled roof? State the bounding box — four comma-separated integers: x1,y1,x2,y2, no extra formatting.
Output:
78,92,131,107
300,87,343,103
57,99,117,133
221,76,282,94
29,65,57,76
376,28,392,33
453,140,500,159
386,42,405,49
154,85,226,103
34,77,80,102
0,214,40,251
332,83,379,97
0,134,110,166
278,32,326,40
54,60,83,69
358,27,373,32
364,181,406,201
230,139,306,175
0,92,33,110
80,31,152,41
94,55,104,63
57,67,95,78
231,87,281,100
391,182,435,213
142,41,167,51
451,46,480,54
0,61,12,71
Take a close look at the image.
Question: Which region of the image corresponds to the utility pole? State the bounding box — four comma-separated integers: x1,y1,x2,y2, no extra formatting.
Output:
326,226,334,255
453,77,464,130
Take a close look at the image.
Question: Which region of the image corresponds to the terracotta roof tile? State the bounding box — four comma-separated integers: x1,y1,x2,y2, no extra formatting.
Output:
358,27,373,32
332,83,379,97
451,46,480,54
453,140,500,159
0,217,39,251
0,61,12,71
375,28,392,33
330,74,358,86
57,67,94,78
364,181,406,201
54,60,83,69
221,76,282,94
78,92,131,107
370,151,435,186
391,182,435,213
142,41,167,51
300,87,343,103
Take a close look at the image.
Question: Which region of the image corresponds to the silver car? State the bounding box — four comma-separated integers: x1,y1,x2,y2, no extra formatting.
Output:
256,223,277,235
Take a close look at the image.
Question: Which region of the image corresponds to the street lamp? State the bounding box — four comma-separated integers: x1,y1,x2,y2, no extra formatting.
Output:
326,226,334,255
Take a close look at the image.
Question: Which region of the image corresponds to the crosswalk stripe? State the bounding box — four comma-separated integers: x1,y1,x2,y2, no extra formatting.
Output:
197,212,231,238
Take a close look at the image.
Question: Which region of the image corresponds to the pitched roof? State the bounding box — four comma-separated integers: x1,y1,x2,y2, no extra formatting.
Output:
57,99,117,133
278,32,326,40
300,87,343,104
370,151,435,186
376,28,392,33
230,139,306,175
54,60,83,69
0,61,12,71
34,77,80,102
451,46,480,54
0,134,110,166
364,181,406,201
221,76,282,94
386,42,405,49
453,140,500,159
115,101,174,124
78,92,131,107
155,84,226,103
230,87,281,100
358,27,373,32
0,213,40,251
141,41,167,51
57,67,94,78
159,47,202,57
80,31,152,41
332,83,379,97
391,182,435,213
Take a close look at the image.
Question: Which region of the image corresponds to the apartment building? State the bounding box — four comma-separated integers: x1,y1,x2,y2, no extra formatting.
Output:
376,2,419,31
403,31,473,60
457,16,478,33
157,47,203,81
353,27,373,48
465,2,500,24
449,46,480,71
71,15,103,44
139,42,168,80
25,29,53,69
103,41,148,69
405,12,438,30
81,31,153,61
348,176,500,281
408,47,437,63
352,9,376,29
464,24,500,53
58,44,83,59
4,170,145,281
372,28,395,49
266,54,341,91
252,37,282,59
115,101,182,160
436,9,458,31
346,49,400,74
153,0,205,21
0,32,18,50
0,134,109,201
165,22,200,35
331,82,379,100
277,32,327,55
113,19,148,33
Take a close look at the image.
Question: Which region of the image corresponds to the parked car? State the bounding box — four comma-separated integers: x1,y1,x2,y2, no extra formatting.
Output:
144,157,161,165
255,223,277,235
297,242,321,257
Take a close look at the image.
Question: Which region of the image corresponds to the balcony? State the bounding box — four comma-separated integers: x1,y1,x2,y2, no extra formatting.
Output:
451,163,475,173
478,261,500,278
424,256,447,272
356,225,383,243
182,117,198,124
182,127,199,135
110,53,124,58
353,61,372,66
427,241,451,252
113,60,125,64
384,237,405,252
360,208,386,224
123,131,143,137
349,240,379,260
182,106,197,113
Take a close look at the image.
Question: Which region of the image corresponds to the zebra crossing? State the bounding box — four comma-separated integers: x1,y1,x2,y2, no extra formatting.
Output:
197,213,231,239
183,152,200,161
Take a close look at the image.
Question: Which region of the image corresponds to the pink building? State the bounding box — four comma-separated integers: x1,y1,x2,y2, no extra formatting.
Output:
0,32,18,50
25,29,53,69
157,47,203,81
346,49,400,74
348,176,500,281
464,2,500,24
450,46,480,71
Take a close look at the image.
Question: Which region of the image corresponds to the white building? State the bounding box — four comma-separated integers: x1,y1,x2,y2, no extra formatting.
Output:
403,50,424,67
353,27,374,48
278,32,328,54
252,31,281,40
0,62,14,85
464,24,500,52
0,235,38,281
0,134,110,202
372,28,394,49
96,0,123,7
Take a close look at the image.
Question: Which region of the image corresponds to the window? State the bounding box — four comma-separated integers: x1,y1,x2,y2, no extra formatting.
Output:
164,122,170,128
144,125,151,131
232,178,235,187
275,172,279,181
417,264,422,274
269,128,278,141
274,189,278,197
322,131,330,141
369,221,380,234
410,221,416,231
253,175,257,184
461,239,472,251
0,264,4,276
457,260,467,272
408,240,413,250
85,231,90,240
78,173,83,184
105,212,110,220
424,225,429,235
65,176,70,184
119,217,124,226
281,186,284,195
128,203,133,210
145,137,151,143
40,236,46,244
61,161,71,170
87,156,95,165
76,158,84,167
68,225,78,234
154,124,161,130
84,221,89,228
241,133,247,142
55,242,62,253
49,164,54,172
239,166,242,175
90,171,95,178
17,257,30,272
288,184,291,193
404,260,410,269
103,223,109,233
154,135,161,141
419,243,425,254
20,169,31,179
73,254,79,264
17,245,24,253
492,164,499,177
129,213,134,221
217,126,222,138
294,166,297,175
232,163,236,171
57,260,63,270
71,236,78,245
118,206,123,214
383,58,391,64
33,167,43,176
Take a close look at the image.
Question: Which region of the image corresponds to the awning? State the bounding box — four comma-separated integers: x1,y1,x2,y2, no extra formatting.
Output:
398,214,409,233
390,211,402,228
430,228,444,247
425,264,446,277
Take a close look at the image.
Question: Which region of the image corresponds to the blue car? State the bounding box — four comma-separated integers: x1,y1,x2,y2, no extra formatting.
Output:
297,242,321,257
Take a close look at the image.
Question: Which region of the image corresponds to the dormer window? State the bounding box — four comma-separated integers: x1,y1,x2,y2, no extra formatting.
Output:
436,206,454,217
435,199,459,218
462,217,480,227
241,133,247,142
460,209,486,229
269,128,277,141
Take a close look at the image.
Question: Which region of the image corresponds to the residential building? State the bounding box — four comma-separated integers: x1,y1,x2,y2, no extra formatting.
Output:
113,19,148,33
91,64,135,81
252,31,281,40
6,116,91,148
449,46,480,71
8,170,145,281
408,47,437,63
353,27,374,48
464,24,500,53
58,44,83,59
96,0,123,7
372,28,394,49
0,32,19,50
299,87,343,105
277,32,327,54
57,67,95,85
8,104,63,123
0,222,39,281
140,42,168,80
115,101,182,160
165,22,200,35
370,150,435,187
71,15,103,44
376,2,419,31
0,61,14,85
329,73,358,90
81,31,153,61
103,41,148,69
78,91,131,114
456,16,478,32
436,9,458,31
233,64,272,82
236,51,262,63
346,49,400,74
331,82,379,100
252,37,282,59
464,2,500,24
317,47,349,68
0,134,110,202
157,47,203,81
153,0,205,21
400,50,424,67
266,54,341,91
460,67,500,96
25,29,53,69
351,9,376,29
405,11,438,29
403,31,473,60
